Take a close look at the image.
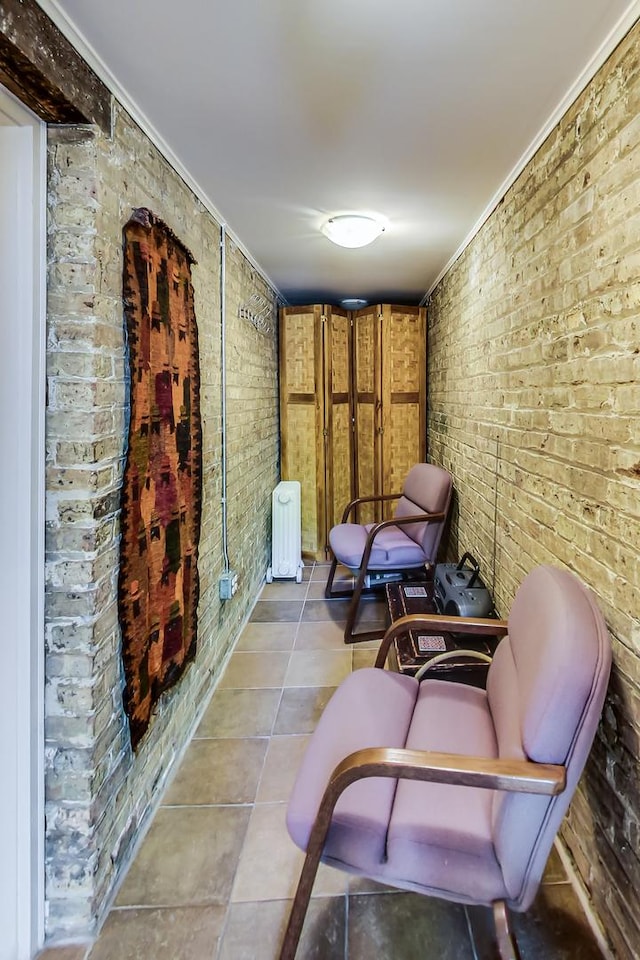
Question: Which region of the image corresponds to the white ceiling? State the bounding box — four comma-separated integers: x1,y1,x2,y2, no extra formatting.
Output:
40,0,639,305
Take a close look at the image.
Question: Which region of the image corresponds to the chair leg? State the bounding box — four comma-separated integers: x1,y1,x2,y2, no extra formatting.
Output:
324,555,340,599
326,555,385,642
278,845,324,960
493,901,521,960
343,564,386,644
325,555,359,600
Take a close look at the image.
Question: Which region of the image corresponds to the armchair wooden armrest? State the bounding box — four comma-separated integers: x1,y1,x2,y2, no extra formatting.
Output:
375,613,509,668
328,747,565,799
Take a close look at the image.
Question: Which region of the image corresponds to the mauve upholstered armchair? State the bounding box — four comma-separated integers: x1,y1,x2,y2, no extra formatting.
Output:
325,462,453,643
280,565,612,960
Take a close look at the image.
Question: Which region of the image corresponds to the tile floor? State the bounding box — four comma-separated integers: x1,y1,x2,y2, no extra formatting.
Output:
38,563,604,960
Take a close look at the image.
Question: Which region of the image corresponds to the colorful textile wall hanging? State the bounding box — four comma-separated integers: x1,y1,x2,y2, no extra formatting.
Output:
119,208,203,748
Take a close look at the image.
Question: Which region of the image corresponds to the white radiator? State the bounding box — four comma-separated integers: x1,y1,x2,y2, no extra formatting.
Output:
266,480,304,583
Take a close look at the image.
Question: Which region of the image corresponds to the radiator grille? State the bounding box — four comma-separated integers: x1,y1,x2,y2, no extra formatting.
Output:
268,481,303,582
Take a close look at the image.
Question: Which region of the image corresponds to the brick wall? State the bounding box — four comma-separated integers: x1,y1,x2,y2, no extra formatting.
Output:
45,104,279,937
428,25,640,959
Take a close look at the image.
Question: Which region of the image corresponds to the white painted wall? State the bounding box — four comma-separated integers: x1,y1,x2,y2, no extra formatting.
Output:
0,87,46,960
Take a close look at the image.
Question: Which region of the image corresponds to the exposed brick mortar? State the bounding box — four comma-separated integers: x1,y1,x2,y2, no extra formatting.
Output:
428,23,640,959
44,101,278,938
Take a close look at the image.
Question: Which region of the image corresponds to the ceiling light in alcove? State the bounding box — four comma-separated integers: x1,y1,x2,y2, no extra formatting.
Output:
341,298,368,309
321,214,386,248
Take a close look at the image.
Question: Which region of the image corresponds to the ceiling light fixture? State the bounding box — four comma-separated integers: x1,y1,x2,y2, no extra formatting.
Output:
321,214,386,249
341,298,368,310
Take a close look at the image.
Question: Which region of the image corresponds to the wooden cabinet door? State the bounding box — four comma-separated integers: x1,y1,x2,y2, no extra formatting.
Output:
380,305,427,517
323,306,354,537
279,305,326,559
353,305,382,524
279,303,426,552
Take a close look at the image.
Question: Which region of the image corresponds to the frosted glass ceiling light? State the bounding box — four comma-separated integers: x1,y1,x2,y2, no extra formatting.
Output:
341,298,367,309
321,214,385,248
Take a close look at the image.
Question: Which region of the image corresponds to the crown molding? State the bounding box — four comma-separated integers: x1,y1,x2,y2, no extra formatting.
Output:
35,0,287,304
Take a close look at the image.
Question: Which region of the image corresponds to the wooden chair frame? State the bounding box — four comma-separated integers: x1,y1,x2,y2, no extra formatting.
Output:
324,491,447,644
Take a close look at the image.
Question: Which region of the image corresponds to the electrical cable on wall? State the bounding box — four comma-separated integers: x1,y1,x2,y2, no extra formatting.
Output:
218,223,238,599
220,225,230,570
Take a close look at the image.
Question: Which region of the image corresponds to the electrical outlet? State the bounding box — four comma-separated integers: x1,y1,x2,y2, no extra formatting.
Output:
219,570,238,600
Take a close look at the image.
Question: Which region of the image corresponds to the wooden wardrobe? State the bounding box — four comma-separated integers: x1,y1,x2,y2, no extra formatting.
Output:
279,304,426,560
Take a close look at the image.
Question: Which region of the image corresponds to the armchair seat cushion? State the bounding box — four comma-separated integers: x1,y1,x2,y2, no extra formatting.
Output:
383,679,505,903
286,670,506,901
286,669,419,873
390,680,498,857
329,522,428,570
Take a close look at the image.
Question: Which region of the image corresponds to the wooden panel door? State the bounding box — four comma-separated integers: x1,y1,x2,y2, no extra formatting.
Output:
380,305,427,517
279,305,326,559
353,305,382,524
323,305,354,539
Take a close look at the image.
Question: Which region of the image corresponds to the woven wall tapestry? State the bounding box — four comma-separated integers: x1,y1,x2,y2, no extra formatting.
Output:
119,208,202,748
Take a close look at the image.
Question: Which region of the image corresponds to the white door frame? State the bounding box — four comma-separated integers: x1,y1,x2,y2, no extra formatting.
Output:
0,86,46,959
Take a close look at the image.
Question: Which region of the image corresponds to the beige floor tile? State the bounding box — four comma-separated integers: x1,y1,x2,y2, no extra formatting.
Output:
235,621,297,651
542,843,569,884
307,574,355,600
300,598,351,623
353,635,384,650
300,896,347,954
312,562,354,582
294,620,347,650
87,905,225,960
256,735,309,803
218,897,345,960
115,806,250,907
349,892,474,959
310,563,335,582
302,596,388,625
354,596,390,620
249,600,303,622
163,738,268,806
259,581,308,601
195,688,281,738
305,580,326,600
353,647,379,670
217,899,290,960
313,862,349,897
273,686,337,735
347,622,388,642
231,802,304,902
284,649,352,687
36,948,89,960
218,651,290,689
315,567,354,593
231,802,347,903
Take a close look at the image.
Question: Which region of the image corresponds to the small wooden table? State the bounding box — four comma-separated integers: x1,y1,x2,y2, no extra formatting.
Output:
385,582,500,687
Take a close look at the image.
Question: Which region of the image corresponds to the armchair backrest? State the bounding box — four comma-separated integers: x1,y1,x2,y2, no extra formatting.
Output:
486,565,611,908
393,463,452,564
